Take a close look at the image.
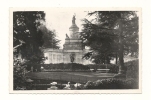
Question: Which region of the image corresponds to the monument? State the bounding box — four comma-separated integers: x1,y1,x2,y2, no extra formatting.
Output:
44,15,91,64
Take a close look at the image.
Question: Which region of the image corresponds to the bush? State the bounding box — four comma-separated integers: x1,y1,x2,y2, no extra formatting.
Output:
26,63,90,71
14,64,33,90
83,78,138,89
87,64,108,69
125,60,139,79
108,64,119,73
86,59,138,74
26,63,120,72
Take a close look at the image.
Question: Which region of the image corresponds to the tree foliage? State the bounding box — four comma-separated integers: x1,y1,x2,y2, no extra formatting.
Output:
81,11,139,74
13,11,60,89
13,11,46,64
39,25,60,49
13,11,60,64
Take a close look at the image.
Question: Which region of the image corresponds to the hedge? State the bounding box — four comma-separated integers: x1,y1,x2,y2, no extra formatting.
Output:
25,59,138,74
125,59,139,79
26,63,90,71
26,78,138,90
25,63,119,72
83,78,138,89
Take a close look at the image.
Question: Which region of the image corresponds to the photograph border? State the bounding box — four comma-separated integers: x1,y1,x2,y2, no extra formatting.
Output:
9,7,142,94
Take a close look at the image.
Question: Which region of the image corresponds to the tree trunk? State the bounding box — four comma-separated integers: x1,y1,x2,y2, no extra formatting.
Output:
115,52,118,64
114,19,126,78
118,19,126,75
118,37,125,74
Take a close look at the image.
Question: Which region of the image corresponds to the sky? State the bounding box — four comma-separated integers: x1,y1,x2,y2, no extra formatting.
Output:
42,10,139,49
44,10,89,49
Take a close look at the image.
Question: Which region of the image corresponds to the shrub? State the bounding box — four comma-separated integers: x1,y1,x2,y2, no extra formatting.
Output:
14,64,33,90
108,64,119,73
26,63,90,71
87,64,107,69
125,60,139,79
83,78,138,89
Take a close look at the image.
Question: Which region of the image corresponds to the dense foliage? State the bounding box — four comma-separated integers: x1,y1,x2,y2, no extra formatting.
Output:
82,64,139,89
81,11,139,74
125,59,139,79
13,11,60,64
83,78,138,89
25,59,138,74
13,60,34,90
13,11,60,90
13,11,46,64
26,63,90,71
40,25,60,49
25,63,119,73
22,78,138,90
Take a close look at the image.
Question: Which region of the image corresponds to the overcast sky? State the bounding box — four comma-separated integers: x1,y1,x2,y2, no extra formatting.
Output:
44,10,89,48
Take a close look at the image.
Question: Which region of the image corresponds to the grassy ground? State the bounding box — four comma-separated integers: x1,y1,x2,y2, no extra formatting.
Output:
26,72,115,83
25,71,139,90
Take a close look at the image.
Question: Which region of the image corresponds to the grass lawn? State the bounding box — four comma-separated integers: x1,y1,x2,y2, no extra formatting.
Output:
26,72,116,83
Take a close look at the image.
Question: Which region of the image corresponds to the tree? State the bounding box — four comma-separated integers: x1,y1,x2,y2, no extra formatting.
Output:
81,11,139,77
13,11,46,64
13,11,46,90
39,25,60,49
13,11,61,89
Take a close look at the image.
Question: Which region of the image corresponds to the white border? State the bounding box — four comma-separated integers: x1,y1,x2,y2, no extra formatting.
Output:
9,7,142,94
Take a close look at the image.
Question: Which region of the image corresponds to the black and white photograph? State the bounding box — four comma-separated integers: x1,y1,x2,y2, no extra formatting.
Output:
10,8,141,93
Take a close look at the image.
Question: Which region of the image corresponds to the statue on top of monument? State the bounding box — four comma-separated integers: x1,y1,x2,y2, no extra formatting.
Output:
72,13,76,24
66,33,69,39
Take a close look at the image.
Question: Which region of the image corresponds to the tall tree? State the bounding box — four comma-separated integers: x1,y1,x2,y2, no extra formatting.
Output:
39,25,60,49
13,11,46,64
81,11,138,77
